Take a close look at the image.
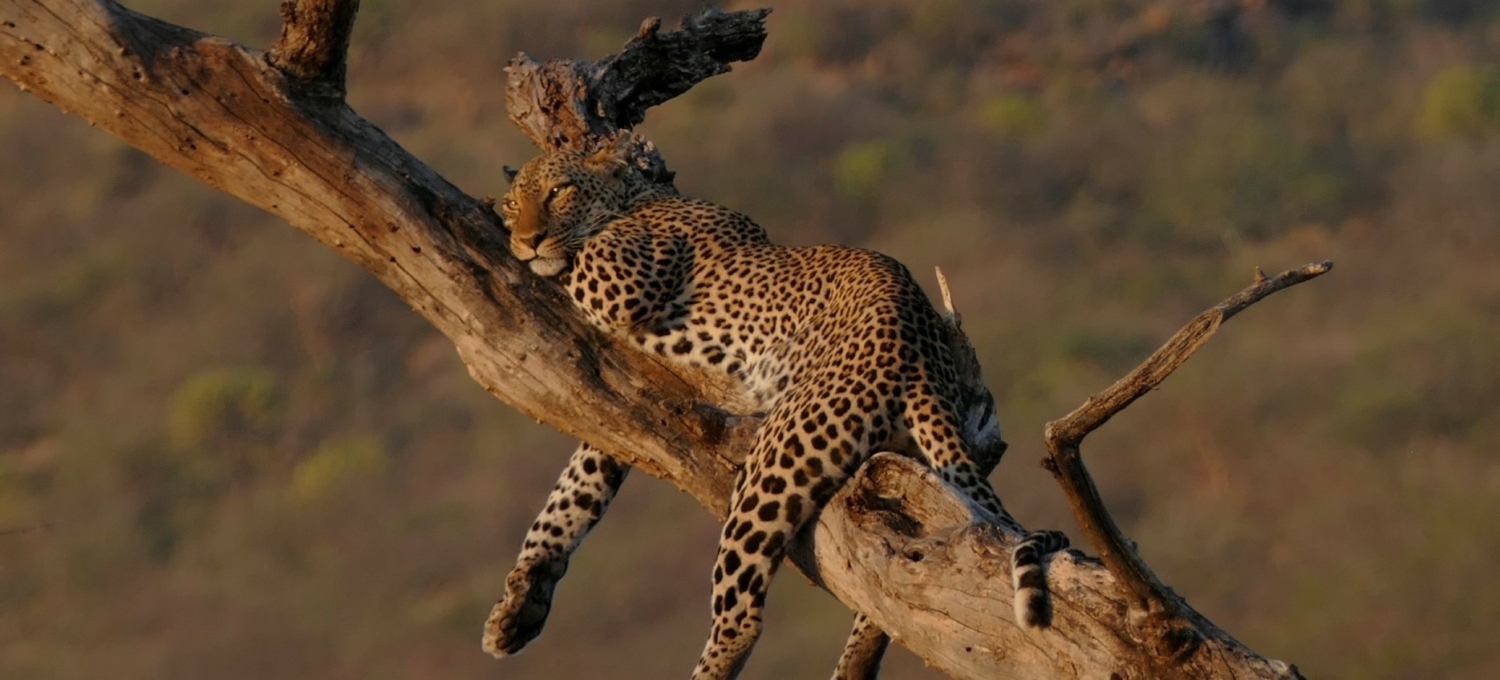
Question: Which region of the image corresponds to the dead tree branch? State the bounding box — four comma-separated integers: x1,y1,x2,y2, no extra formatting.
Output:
503,7,769,185
1044,263,1331,663
0,1,1308,677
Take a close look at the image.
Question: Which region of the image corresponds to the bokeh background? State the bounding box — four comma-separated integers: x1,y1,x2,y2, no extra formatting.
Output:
3,0,1499,678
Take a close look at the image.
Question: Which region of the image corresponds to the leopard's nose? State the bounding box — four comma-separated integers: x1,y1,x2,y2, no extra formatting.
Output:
518,232,543,251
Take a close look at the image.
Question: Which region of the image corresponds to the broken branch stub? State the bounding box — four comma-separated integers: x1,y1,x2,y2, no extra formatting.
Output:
268,0,361,98
504,7,771,185
591,7,772,129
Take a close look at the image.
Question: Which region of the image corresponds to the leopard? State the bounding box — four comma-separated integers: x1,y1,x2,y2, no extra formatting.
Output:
483,143,1069,679
482,270,1031,677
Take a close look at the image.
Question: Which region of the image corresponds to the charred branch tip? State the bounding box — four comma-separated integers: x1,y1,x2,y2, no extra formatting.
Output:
268,0,361,99
504,8,769,180
591,6,772,128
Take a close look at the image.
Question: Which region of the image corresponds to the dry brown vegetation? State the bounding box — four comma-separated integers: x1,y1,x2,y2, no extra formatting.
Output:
2,1,1499,678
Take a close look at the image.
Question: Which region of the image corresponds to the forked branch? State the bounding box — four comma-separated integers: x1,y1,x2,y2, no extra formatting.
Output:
1044,262,1331,663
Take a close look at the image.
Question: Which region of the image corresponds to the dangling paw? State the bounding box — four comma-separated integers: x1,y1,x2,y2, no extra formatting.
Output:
482,566,558,657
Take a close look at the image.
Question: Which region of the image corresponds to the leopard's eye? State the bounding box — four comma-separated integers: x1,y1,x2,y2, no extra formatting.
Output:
501,198,517,210
549,185,565,196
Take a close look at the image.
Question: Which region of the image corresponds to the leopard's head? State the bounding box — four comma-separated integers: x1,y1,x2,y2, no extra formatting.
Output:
500,143,635,276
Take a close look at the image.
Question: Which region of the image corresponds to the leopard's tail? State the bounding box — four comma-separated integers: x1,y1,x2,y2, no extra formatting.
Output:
1011,529,1070,629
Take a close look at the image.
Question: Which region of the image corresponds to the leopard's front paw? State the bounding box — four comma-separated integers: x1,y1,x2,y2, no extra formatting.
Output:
482,567,557,658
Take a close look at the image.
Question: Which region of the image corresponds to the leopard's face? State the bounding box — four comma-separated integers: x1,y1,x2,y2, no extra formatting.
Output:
500,148,633,277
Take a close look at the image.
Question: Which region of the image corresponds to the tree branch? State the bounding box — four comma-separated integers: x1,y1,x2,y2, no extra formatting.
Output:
1047,262,1334,444
591,8,772,129
267,0,360,98
504,7,771,184
1044,262,1331,662
0,2,1307,677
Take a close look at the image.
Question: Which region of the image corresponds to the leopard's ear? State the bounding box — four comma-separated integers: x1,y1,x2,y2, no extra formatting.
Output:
583,137,633,178
503,165,519,184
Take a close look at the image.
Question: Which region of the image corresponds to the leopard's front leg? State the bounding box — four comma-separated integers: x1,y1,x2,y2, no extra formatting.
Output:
567,225,692,335
484,442,629,657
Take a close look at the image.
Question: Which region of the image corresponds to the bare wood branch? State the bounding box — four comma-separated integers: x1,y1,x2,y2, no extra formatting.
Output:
267,0,360,98
591,8,771,129
0,0,749,508
0,2,1306,678
504,7,770,184
1047,261,1334,444
1043,262,1332,661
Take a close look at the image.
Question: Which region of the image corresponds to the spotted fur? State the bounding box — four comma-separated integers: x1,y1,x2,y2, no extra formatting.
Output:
484,144,1067,679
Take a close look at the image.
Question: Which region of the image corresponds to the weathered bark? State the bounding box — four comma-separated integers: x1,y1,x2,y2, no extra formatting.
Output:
267,0,360,98
0,2,1312,678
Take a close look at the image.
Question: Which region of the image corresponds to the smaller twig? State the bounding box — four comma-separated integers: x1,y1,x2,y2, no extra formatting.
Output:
0,521,55,537
267,0,361,99
1049,260,1332,441
1043,261,1332,658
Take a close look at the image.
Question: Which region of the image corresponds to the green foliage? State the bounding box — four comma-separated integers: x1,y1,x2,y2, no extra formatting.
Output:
168,367,283,450
832,139,902,201
975,93,1048,139
1416,64,1500,141
292,435,389,501
773,15,822,61
1058,326,1156,375
1332,308,1500,450
44,245,130,314
1142,106,1349,243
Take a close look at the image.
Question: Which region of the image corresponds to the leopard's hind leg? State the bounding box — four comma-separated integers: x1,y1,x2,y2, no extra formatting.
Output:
831,614,890,680
483,442,628,657
903,407,1069,630
690,384,869,680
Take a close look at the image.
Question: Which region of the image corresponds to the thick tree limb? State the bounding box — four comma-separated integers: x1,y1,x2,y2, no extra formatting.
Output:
809,454,1305,679
0,1,1306,678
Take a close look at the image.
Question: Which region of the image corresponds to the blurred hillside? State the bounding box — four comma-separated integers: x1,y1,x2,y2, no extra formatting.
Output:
3,0,1499,678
